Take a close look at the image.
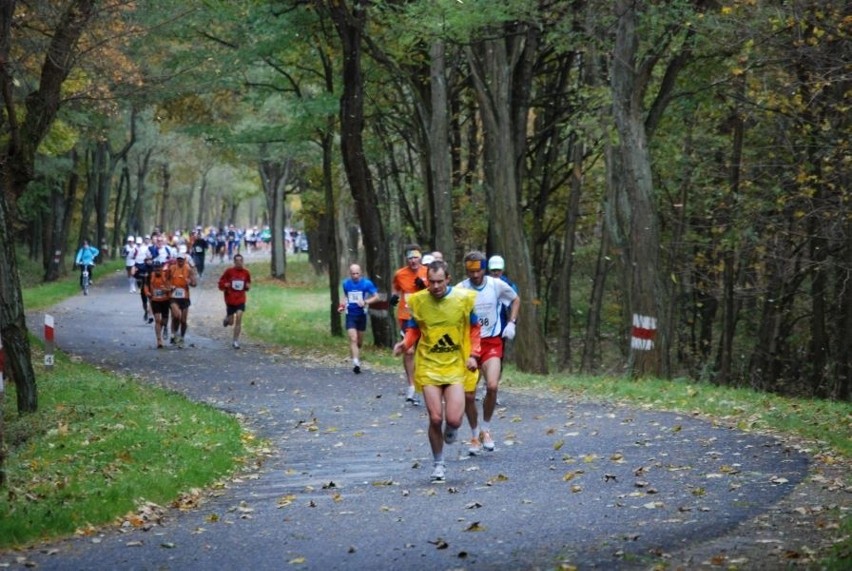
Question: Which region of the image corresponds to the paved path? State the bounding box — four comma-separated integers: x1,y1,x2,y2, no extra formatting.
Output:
8,265,810,570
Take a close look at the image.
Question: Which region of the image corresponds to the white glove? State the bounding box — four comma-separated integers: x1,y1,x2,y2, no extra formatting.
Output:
502,321,516,340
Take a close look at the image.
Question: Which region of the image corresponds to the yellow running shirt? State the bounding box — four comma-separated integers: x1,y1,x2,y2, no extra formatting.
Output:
407,286,478,388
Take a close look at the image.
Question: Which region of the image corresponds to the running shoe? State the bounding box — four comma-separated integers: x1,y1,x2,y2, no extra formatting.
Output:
170,336,176,345
353,365,361,374
468,437,482,456
223,316,230,327
405,395,421,406
157,343,164,349
480,431,495,451
430,462,446,482
443,425,458,445
176,336,184,348
143,311,148,323
232,340,240,349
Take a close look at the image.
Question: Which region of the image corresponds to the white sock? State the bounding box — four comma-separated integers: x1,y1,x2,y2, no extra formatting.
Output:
353,358,360,366
406,385,415,399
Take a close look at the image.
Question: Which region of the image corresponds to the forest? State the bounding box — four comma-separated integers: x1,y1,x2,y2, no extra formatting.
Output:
0,0,849,415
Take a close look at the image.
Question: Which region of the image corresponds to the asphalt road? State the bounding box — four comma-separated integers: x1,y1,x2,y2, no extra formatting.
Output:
8,262,811,570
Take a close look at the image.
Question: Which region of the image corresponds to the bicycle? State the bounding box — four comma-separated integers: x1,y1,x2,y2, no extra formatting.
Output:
80,264,93,296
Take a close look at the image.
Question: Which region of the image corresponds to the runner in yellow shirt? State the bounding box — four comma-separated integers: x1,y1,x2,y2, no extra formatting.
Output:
393,260,481,483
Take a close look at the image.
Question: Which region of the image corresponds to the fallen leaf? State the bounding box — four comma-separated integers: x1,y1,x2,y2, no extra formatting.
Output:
554,439,565,450
465,522,486,532
486,473,509,485
277,495,297,508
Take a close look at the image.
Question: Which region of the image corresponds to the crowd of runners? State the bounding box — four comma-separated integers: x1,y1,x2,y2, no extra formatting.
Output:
75,227,259,350
346,244,519,483
79,228,519,483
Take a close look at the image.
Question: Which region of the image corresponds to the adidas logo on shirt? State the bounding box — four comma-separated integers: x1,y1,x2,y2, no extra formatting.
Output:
430,334,459,353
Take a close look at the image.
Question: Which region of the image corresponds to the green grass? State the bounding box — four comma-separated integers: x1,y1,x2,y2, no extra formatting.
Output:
19,254,125,311
2,257,249,550
1,350,248,548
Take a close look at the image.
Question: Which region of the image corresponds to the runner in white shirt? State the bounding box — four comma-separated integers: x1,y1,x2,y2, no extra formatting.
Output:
456,250,519,454
122,236,139,293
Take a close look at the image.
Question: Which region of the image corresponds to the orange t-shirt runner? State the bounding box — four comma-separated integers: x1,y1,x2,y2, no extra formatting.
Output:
392,265,428,322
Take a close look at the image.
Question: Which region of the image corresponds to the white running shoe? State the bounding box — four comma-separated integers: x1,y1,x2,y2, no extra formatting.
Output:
232,340,240,349
430,462,446,482
480,431,495,451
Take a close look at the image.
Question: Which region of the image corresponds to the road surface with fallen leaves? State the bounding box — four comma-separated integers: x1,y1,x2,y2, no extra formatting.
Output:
8,258,843,570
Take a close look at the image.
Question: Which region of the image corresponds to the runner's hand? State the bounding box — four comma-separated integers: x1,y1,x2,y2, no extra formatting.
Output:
502,321,516,340
390,294,399,306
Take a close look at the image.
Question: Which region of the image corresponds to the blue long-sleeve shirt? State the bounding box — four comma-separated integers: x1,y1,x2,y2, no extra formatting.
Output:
75,245,100,266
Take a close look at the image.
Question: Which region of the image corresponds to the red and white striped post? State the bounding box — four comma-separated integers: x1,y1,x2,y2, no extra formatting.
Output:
44,314,55,368
631,314,657,351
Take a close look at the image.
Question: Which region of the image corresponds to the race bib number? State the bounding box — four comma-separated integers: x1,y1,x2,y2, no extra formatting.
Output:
172,287,187,299
347,291,364,304
231,279,245,291
153,288,165,298
194,245,204,253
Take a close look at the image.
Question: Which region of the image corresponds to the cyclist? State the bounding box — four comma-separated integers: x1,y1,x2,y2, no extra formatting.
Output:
74,239,100,294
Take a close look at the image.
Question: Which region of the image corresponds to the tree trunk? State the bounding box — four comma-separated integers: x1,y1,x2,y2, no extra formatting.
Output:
581,222,612,374
428,39,455,268
132,148,153,234
158,162,170,232
466,32,548,374
326,0,393,347
611,0,667,378
111,163,130,251
715,76,746,384
259,156,290,280
556,135,583,371
196,170,208,230
835,218,852,400
0,184,37,413
0,0,97,417
43,152,78,281
322,127,343,337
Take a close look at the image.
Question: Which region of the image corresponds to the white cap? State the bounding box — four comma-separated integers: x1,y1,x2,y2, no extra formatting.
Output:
135,236,143,244
488,255,505,270
422,254,435,265
127,236,134,242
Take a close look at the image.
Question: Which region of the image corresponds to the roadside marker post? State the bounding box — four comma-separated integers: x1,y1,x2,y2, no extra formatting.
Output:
44,314,55,368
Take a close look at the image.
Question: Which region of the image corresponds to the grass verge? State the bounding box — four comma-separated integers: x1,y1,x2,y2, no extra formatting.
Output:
2,259,249,550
